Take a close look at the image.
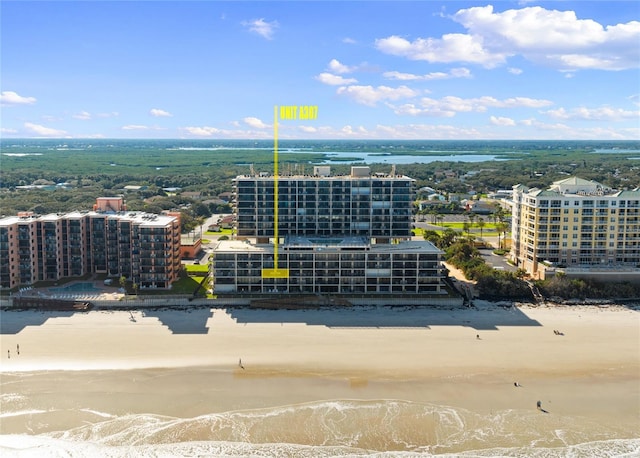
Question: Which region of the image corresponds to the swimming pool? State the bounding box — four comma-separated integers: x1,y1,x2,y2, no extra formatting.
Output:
49,282,102,293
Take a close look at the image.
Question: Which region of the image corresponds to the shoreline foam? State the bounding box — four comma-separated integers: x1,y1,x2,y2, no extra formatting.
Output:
1,304,638,454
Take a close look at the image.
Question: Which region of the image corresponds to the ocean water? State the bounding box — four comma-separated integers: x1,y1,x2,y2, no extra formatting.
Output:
1,370,638,457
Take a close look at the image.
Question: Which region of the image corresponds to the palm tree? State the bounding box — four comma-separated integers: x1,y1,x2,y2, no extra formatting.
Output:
436,214,444,226
462,221,471,238
477,217,485,239
496,222,509,249
429,209,437,224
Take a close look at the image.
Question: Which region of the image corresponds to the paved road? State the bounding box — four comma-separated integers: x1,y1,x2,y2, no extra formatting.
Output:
477,247,517,272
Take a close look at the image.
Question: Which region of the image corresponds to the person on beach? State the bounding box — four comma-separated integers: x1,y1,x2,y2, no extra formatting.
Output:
514,382,522,387
537,400,549,413
476,334,480,340
239,358,244,370
7,350,10,359
17,344,19,355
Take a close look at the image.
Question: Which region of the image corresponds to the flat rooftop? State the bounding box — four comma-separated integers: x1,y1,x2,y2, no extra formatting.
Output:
0,211,178,228
215,238,441,254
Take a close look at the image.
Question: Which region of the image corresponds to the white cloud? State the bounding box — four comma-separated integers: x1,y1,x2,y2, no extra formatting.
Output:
390,102,456,118
452,5,640,71
213,120,636,140
375,33,506,68
383,67,471,81
490,116,516,126
508,67,523,75
328,59,355,74
150,108,172,117
122,125,166,131
341,125,354,135
24,122,68,137
342,37,357,45
242,18,278,40
179,125,272,139
544,106,640,121
375,5,640,71
389,95,553,117
1,91,37,106
336,85,418,106
1,127,18,134
73,111,92,120
382,71,423,81
181,126,222,137
315,73,358,86
243,117,269,129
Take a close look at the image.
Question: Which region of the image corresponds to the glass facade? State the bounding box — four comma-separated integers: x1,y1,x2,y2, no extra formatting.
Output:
235,170,413,239
214,167,445,296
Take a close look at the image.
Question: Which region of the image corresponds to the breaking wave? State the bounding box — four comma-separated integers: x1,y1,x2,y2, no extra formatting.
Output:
1,399,638,456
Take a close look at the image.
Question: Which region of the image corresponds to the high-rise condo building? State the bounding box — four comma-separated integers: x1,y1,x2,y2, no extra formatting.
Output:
510,177,640,279
212,166,446,295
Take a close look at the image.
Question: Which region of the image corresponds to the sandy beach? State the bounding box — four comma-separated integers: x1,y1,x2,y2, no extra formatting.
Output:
1,302,639,455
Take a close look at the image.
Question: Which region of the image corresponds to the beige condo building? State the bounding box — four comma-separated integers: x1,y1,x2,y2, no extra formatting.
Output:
510,177,640,279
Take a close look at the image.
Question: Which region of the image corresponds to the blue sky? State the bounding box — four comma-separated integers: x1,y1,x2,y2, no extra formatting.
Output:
1,1,638,140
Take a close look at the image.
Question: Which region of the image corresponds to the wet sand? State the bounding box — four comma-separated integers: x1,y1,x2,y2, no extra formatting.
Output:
1,303,639,431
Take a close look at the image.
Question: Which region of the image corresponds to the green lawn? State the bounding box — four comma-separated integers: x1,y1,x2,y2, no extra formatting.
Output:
184,263,209,274
169,276,205,295
205,228,233,236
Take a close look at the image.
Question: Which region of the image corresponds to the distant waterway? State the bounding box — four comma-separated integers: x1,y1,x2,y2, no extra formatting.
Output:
593,149,640,154
318,152,503,165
